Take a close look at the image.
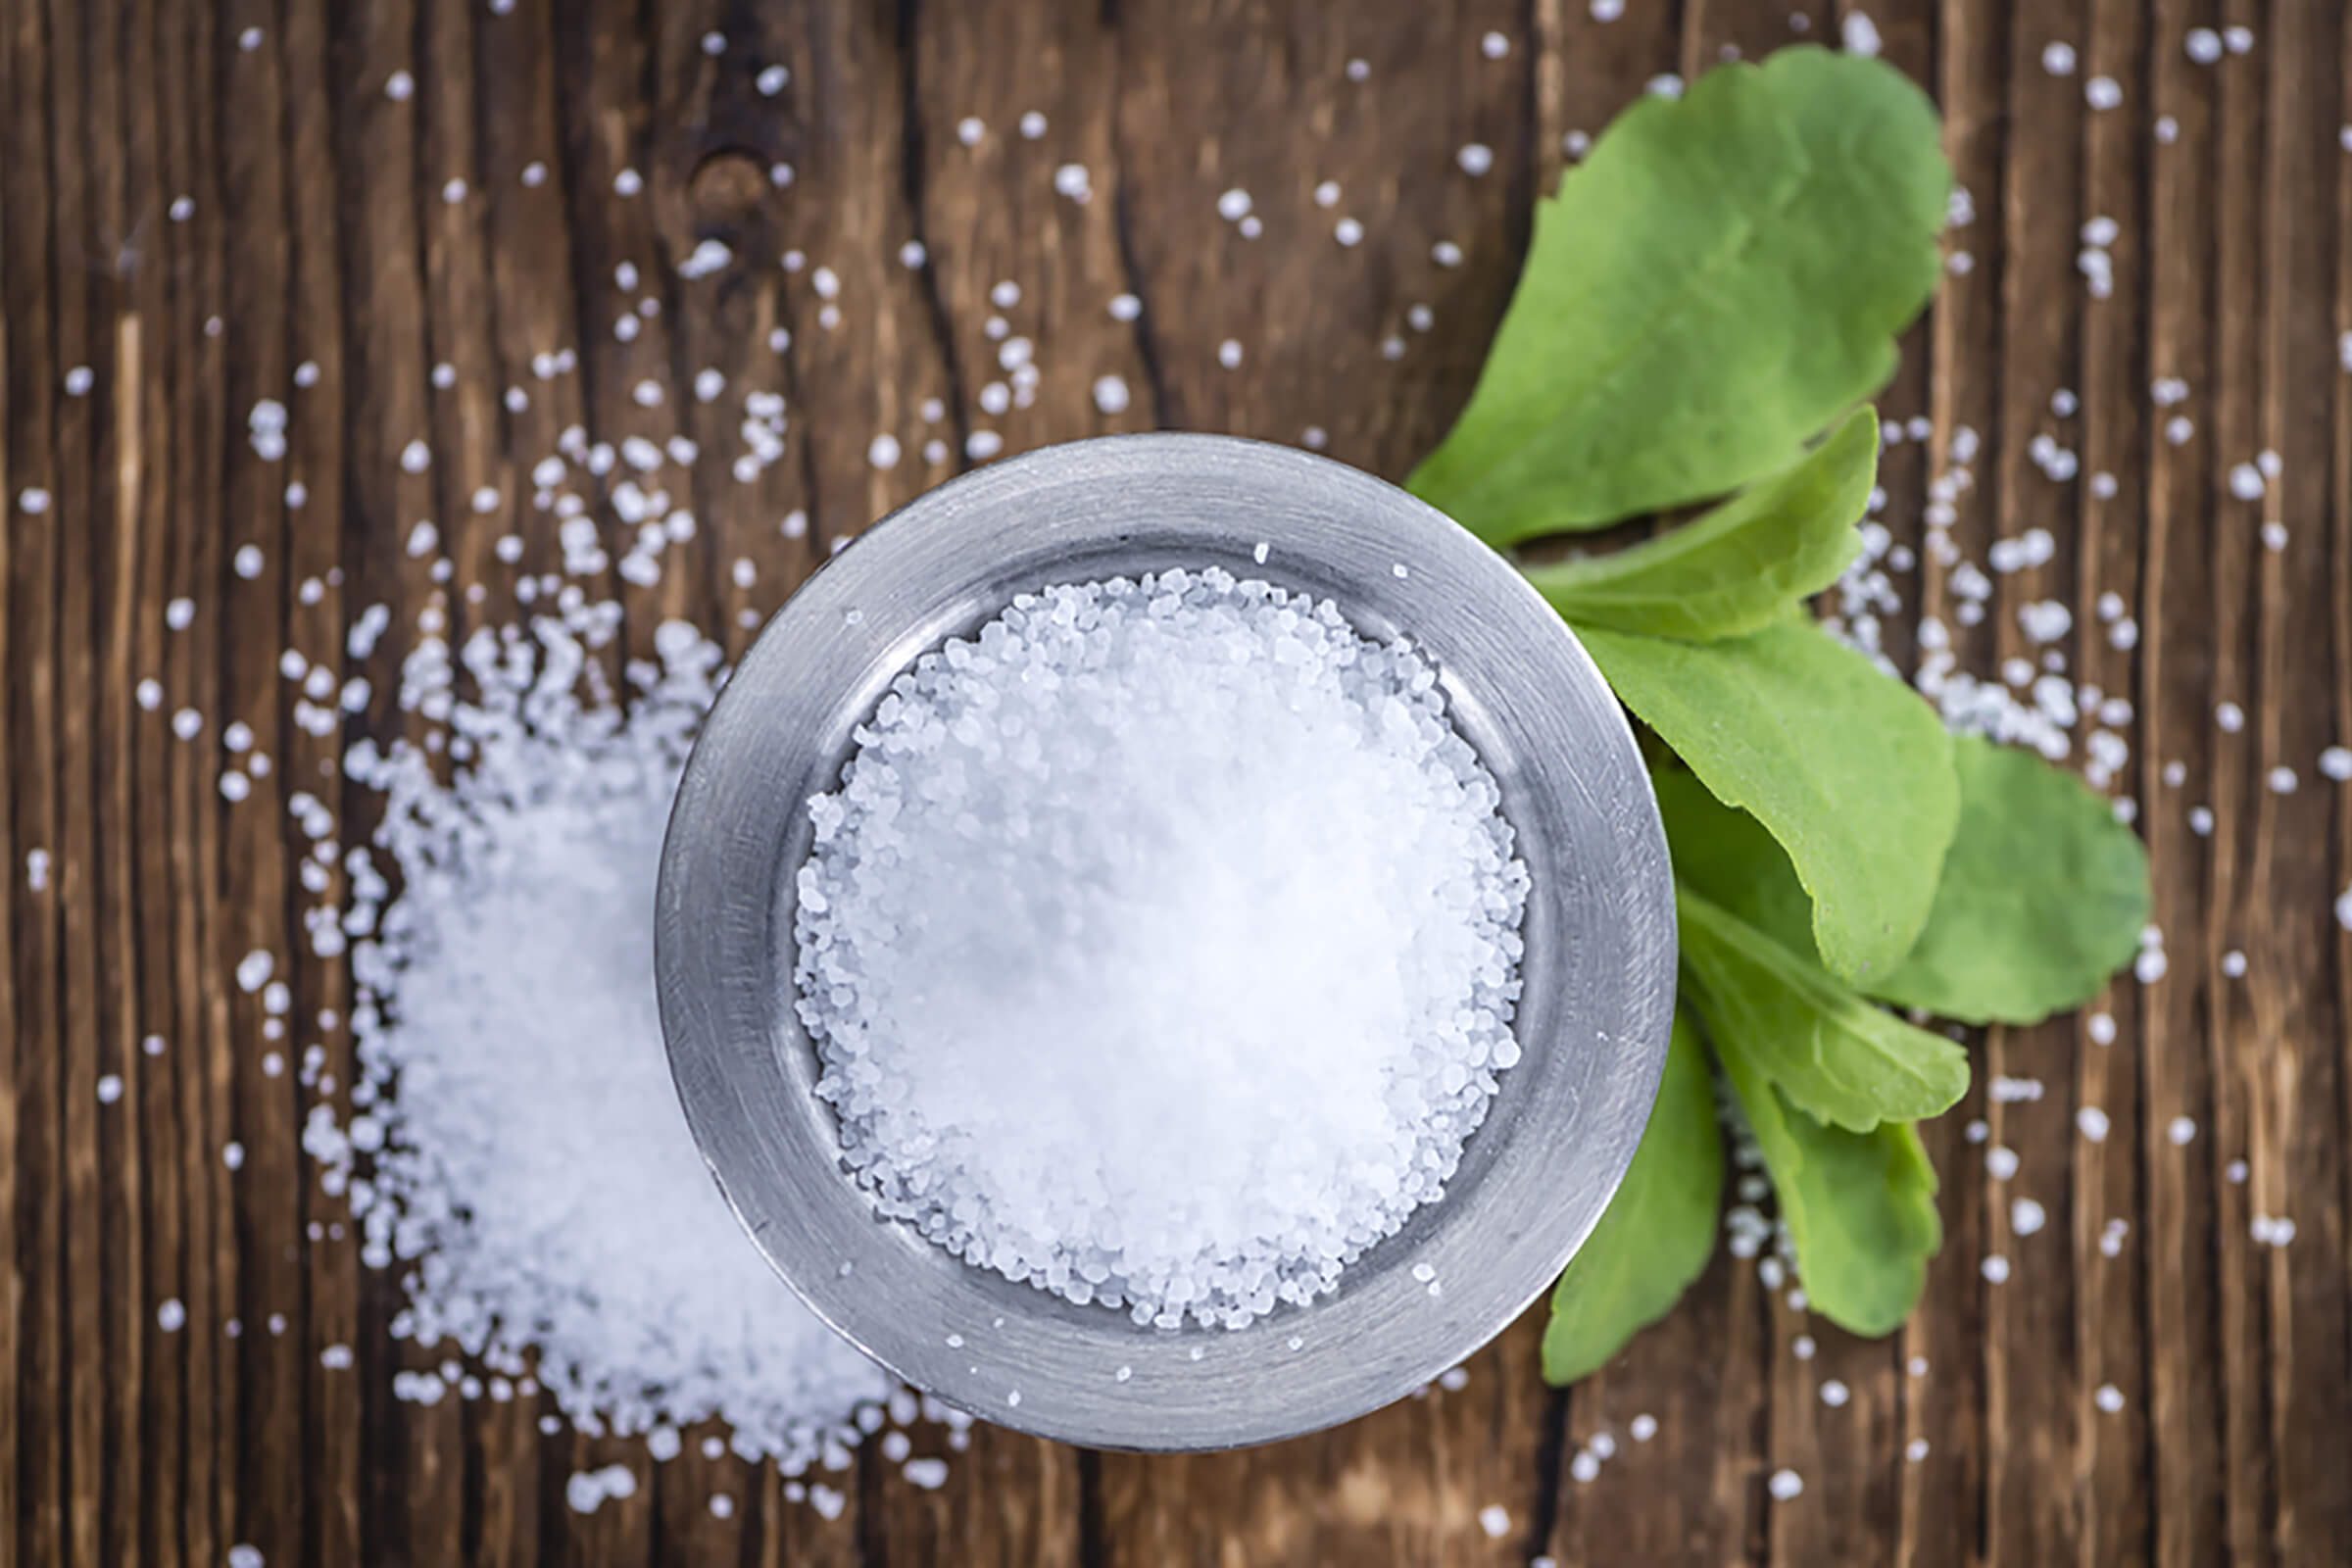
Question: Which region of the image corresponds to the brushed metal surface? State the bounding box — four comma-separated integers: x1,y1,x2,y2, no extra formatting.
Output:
655,433,1676,1451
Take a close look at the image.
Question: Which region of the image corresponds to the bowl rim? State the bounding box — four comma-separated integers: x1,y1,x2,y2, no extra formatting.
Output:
655,432,1677,1451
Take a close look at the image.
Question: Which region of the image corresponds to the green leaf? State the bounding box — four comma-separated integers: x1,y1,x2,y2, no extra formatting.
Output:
1660,742,2152,1027
1713,1033,1942,1337
1873,734,2152,1024
1528,408,1877,641
1542,1010,1724,1386
1679,888,1967,1130
1406,48,1948,545
1651,764,1815,951
1580,617,1959,982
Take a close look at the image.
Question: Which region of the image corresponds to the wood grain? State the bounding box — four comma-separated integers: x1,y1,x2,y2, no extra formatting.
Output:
5,0,2350,1563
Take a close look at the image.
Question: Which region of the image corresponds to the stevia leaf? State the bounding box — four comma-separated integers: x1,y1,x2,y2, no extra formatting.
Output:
1678,887,1968,1130
1542,1010,1724,1386
1712,1030,1942,1337
1528,409,1877,641
1580,617,1959,982
1873,734,2153,1024
1660,743,2152,1027
1406,48,1948,545
1651,764,1814,952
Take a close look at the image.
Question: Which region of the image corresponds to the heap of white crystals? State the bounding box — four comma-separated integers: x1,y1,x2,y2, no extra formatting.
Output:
793,567,1531,1329
303,609,906,1470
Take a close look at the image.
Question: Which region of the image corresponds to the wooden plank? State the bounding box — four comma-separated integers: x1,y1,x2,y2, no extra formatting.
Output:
1892,3,2009,1565
183,2,243,1557
150,4,229,1560
2333,9,2352,1561
78,3,152,1565
323,0,467,1555
5,6,72,1568
2205,6,2277,1562
2069,0,2158,1559
0,0,24,1552
42,0,111,1562
274,0,365,1554
212,0,314,1554
2139,2,2232,1563
1980,1,2093,1564
2248,5,2352,1564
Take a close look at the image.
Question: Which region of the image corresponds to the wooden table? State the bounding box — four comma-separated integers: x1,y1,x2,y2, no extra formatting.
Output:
5,1,2348,1562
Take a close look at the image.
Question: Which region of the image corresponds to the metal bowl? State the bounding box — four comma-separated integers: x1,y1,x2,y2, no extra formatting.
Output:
655,433,1676,1451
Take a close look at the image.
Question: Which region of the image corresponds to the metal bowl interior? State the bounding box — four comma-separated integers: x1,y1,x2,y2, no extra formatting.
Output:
655,433,1675,1451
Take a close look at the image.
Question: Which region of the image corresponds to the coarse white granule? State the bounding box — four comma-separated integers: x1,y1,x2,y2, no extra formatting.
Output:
794,569,1529,1330
2251,1215,2296,1248
1768,1468,1804,1501
565,1464,638,1514
2095,1384,2126,1413
302,614,905,1472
